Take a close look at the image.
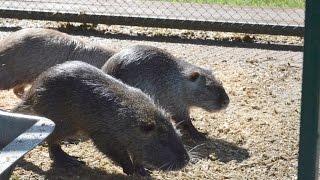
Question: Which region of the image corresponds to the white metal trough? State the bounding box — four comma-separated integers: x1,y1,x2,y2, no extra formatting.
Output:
0,110,55,180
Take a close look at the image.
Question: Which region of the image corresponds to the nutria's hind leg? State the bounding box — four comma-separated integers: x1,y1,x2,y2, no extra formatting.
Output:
47,123,84,167
13,84,26,98
48,143,85,167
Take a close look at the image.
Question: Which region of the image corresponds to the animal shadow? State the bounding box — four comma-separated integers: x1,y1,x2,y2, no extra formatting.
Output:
184,136,250,163
16,159,152,180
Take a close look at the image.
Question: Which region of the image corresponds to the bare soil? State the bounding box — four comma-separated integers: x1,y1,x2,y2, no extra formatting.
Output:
0,20,303,180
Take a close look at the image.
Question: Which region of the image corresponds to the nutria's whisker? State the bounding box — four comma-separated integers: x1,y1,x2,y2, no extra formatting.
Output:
189,152,200,158
159,161,171,170
175,120,186,128
166,162,173,171
168,163,174,171
184,145,193,152
165,163,170,171
188,143,206,153
189,151,201,158
172,161,178,170
189,153,201,164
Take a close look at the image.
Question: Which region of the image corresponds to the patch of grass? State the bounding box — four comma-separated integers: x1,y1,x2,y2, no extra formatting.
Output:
168,0,305,8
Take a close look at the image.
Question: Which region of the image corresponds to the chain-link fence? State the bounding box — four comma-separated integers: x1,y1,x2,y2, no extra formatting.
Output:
0,0,306,180
0,0,304,36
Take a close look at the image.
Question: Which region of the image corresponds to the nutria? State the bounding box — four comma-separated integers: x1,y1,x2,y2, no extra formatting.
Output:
0,28,115,97
12,61,189,176
102,45,230,141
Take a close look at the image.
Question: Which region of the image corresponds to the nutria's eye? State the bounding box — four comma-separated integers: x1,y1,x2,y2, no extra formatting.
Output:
189,72,200,82
140,123,155,133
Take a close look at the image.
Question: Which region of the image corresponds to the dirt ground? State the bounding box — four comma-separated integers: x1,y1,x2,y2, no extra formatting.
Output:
0,22,303,180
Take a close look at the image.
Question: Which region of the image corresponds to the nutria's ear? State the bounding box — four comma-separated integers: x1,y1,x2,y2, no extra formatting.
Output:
188,72,200,82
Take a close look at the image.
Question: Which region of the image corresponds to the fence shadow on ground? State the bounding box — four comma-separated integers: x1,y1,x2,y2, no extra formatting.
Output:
56,25,303,52
0,26,21,32
0,25,303,52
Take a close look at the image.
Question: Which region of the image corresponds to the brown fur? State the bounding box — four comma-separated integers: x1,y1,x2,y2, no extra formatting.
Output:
102,45,230,141
12,61,189,176
0,28,115,97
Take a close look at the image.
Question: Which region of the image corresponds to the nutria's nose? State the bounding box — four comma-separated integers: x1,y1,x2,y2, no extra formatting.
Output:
222,95,230,107
180,151,190,165
216,86,229,107
184,153,190,163
173,153,189,170
219,93,230,108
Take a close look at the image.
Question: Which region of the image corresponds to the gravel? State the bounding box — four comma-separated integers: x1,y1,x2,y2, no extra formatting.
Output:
0,19,303,180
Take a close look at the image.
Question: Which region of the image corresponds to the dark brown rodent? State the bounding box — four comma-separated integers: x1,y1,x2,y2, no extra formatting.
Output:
0,28,115,97
102,45,229,141
12,61,189,176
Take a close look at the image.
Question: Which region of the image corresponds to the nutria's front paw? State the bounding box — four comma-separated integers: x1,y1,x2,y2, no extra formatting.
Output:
134,165,151,177
54,154,85,168
122,163,134,175
190,131,208,142
183,119,208,142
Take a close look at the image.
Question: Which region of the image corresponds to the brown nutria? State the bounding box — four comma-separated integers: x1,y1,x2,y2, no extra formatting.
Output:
12,61,189,176
0,28,115,98
102,45,230,141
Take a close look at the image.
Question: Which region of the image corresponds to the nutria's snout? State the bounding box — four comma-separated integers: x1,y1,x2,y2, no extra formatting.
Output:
137,113,190,172
213,85,230,109
176,149,190,168
159,152,190,171
180,151,190,166
142,144,190,172
219,92,230,109
163,144,190,171
203,87,230,112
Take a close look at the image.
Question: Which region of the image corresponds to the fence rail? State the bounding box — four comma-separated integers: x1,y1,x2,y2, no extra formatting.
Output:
0,0,305,36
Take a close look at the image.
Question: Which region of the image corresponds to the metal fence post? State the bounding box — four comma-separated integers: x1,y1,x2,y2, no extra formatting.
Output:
298,0,320,179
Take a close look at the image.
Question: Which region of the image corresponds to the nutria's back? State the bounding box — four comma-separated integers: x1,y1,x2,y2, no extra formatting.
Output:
103,45,229,114
14,61,189,174
104,45,184,101
20,60,161,127
0,28,114,90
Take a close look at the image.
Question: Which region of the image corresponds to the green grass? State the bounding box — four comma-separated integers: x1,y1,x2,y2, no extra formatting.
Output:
168,0,305,8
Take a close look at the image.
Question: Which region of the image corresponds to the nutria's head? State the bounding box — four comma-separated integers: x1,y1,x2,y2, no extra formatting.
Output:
119,91,190,171
183,68,229,112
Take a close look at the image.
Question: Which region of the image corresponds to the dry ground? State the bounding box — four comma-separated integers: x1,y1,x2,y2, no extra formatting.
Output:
0,22,303,179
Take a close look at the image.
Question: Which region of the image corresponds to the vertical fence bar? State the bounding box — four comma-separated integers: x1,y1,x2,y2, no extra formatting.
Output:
298,0,320,179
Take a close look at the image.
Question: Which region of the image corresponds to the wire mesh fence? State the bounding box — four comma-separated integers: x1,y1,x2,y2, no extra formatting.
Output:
0,0,305,36
0,1,305,180
0,27,304,179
